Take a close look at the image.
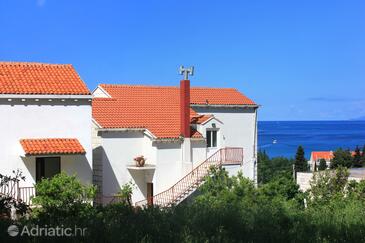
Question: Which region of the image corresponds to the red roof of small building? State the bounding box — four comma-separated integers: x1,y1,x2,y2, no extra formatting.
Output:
191,115,214,124
0,62,90,95
93,84,256,138
311,151,360,161
20,138,86,156
311,151,334,161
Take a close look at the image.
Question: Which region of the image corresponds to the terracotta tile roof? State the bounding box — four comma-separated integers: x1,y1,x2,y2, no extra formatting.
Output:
93,84,255,138
311,151,334,161
190,87,256,105
20,138,86,156
191,115,214,124
311,151,360,161
191,129,203,138
0,62,90,95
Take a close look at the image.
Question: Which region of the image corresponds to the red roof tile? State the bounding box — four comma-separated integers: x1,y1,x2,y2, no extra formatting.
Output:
191,115,214,124
20,138,86,156
190,87,256,105
311,151,360,161
0,62,90,95
93,84,255,138
311,151,334,161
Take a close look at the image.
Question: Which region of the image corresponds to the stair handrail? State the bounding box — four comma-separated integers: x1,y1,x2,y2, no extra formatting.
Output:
135,147,243,207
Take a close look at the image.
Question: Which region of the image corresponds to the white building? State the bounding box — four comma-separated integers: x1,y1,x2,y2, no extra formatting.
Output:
0,62,93,204
308,151,334,171
92,76,259,206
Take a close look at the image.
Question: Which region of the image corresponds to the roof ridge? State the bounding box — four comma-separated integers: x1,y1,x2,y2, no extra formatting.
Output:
0,61,72,66
101,84,179,89
100,84,238,90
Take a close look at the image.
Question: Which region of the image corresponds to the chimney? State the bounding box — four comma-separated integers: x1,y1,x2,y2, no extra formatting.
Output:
180,79,190,137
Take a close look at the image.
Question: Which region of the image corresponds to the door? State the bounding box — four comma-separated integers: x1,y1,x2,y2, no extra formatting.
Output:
147,183,153,205
36,157,61,182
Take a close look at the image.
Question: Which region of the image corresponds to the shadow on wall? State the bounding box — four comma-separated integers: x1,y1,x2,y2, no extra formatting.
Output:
21,156,36,184
62,154,93,185
97,146,122,205
127,169,150,203
93,146,103,204
21,154,93,186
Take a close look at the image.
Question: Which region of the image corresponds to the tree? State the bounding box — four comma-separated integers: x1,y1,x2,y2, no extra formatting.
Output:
309,166,349,205
32,172,96,211
0,170,29,218
115,181,136,206
353,146,362,167
295,146,308,172
257,151,294,184
361,145,365,166
318,158,327,171
330,148,353,168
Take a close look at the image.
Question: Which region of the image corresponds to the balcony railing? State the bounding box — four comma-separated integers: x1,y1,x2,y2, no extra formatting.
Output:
0,180,35,205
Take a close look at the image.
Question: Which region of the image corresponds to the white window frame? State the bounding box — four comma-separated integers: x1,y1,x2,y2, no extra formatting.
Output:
206,129,219,148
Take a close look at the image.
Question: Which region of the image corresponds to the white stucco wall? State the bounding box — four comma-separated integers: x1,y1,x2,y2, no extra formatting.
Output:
153,142,182,194
0,98,92,187
99,131,148,203
98,131,208,203
193,106,258,181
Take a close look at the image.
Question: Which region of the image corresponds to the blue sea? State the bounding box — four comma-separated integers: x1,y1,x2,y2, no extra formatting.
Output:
258,121,365,158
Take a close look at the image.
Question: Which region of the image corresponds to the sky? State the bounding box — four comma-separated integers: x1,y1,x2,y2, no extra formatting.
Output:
1,0,364,121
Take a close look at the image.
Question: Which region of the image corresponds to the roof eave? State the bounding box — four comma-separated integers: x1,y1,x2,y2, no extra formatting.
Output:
0,94,92,99
23,152,86,157
191,104,259,108
96,127,157,140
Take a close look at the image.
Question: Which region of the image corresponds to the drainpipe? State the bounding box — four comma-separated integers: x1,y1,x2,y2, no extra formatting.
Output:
253,107,258,186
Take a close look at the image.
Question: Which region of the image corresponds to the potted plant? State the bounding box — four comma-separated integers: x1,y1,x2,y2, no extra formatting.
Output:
134,155,146,167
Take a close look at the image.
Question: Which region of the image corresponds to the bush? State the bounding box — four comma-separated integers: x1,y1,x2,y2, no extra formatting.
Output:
318,158,327,171
258,150,294,184
0,170,29,218
31,172,96,226
331,148,353,168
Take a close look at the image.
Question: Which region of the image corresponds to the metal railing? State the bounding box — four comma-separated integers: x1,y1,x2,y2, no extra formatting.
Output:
18,187,36,205
135,147,243,208
0,180,35,205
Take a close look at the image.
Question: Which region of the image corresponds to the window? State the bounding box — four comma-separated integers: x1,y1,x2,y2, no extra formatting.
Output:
36,157,61,182
206,130,217,148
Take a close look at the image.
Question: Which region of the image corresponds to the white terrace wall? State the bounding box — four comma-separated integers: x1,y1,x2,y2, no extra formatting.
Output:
98,130,208,203
297,171,364,192
192,106,258,181
0,98,92,187
99,131,153,203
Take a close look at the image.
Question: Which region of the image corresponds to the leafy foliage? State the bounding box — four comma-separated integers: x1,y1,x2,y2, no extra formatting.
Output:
257,150,294,184
0,170,29,218
353,146,362,167
115,181,136,206
32,172,96,209
31,172,96,227
318,158,327,171
331,148,353,168
4,156,365,242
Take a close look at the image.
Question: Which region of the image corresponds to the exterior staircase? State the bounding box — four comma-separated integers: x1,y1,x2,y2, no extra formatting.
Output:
135,147,243,208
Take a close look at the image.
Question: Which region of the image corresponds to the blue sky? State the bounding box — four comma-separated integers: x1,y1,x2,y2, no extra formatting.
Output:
1,0,364,121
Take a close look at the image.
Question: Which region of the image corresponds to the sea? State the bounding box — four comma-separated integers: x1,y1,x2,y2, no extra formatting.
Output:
258,121,365,158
